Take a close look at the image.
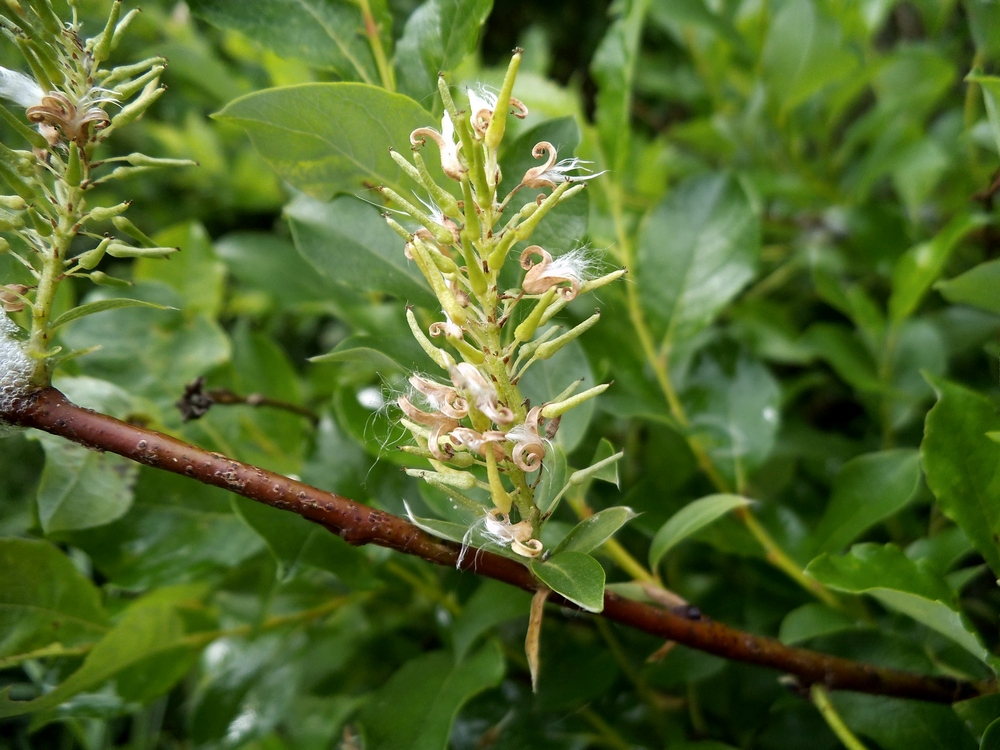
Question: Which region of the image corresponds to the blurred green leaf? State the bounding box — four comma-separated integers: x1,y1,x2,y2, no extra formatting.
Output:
359,641,504,750
761,0,858,111
0,594,197,718
970,74,1000,155
395,0,494,100
591,0,650,174
830,693,977,750
286,194,437,308
0,538,108,659
936,258,1000,314
530,551,606,612
922,378,1000,576
813,449,922,554
637,174,760,348
807,543,992,666
451,579,531,660
889,214,986,324
189,0,384,84
649,494,751,569
216,83,433,199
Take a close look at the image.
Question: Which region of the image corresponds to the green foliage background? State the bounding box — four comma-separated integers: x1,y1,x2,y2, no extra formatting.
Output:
2,0,1000,748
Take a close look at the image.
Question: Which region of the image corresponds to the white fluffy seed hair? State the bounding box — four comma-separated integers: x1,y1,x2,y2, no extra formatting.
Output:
0,313,33,435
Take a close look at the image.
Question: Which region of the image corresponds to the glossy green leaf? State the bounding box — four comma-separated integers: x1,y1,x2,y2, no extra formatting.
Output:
649,494,752,569
49,298,173,331
286,194,437,308
216,83,434,199
936,258,1000,314
982,718,1000,750
568,449,624,489
586,438,622,486
591,0,650,175
0,538,108,659
888,214,986,323
359,641,504,750
0,594,195,718
553,506,636,555
310,332,430,374
970,74,1000,155
813,449,922,554
806,543,992,665
637,173,760,347
922,378,1000,576
761,0,858,111
778,603,857,645
394,0,494,100
530,551,606,612
189,0,385,84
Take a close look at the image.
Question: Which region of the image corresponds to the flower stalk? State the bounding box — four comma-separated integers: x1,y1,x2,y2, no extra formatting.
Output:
0,0,191,386
385,53,616,561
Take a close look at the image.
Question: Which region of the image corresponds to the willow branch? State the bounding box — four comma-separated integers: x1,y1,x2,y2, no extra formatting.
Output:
2,387,992,705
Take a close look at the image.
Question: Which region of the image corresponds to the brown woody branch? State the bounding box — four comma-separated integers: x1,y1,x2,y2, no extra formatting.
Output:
2,387,992,705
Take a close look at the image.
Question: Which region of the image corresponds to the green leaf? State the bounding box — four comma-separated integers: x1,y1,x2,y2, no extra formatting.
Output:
394,0,494,100
286,194,437,308
637,173,760,348
806,543,992,666
215,231,334,309
568,449,624,489
681,355,780,483
888,214,986,324
233,497,381,590
35,433,139,534
530,551,606,612
778,603,857,645
830,694,977,750
189,0,383,84
761,0,858,111
535,444,567,515
964,1,1000,61
497,116,589,255
451,580,532,660
61,283,231,416
922,378,1000,576
803,322,882,392
970,74,1000,155
936,258,1000,315
649,494,752,569
813,449,922,554
519,338,596,453
591,0,651,175
63,469,264,590
0,594,196,718
553,506,637,555
310,336,407,372
0,538,108,659
216,83,434,200
359,641,504,750
136,222,227,318
586,438,622,486
49,298,173,331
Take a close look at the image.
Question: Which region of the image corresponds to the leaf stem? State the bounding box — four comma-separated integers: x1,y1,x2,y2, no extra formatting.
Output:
358,0,395,92
810,684,870,750
604,178,842,609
